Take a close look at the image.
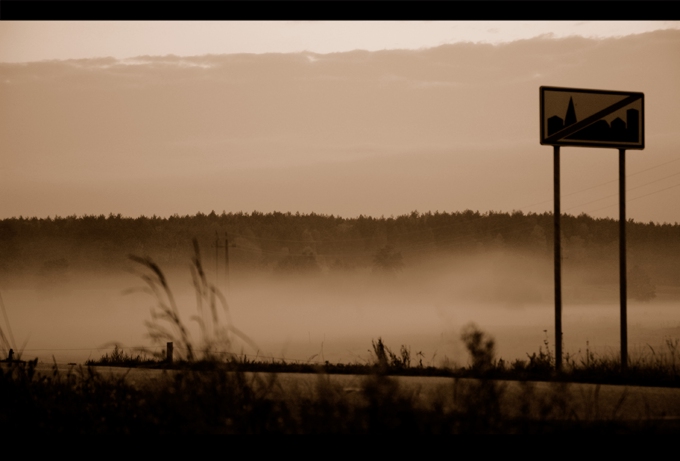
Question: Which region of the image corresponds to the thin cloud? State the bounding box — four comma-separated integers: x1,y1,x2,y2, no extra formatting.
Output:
1,31,679,223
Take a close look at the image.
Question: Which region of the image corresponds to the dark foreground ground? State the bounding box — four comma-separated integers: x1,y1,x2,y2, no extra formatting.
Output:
3,360,680,434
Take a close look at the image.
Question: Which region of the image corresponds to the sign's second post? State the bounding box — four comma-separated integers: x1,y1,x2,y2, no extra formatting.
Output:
619,148,627,371
554,145,562,372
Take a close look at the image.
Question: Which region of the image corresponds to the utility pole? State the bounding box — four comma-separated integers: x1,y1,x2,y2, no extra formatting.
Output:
224,231,230,293
215,231,219,286
213,231,230,296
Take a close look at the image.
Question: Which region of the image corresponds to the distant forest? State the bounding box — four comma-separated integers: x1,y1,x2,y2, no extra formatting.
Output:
1,210,679,289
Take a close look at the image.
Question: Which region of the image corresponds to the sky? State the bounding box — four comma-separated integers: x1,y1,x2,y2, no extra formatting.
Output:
2,21,680,223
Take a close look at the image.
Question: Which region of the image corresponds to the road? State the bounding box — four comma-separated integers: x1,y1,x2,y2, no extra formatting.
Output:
11,362,677,425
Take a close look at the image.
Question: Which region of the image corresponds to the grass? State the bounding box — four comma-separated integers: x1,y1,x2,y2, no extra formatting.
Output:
85,331,680,389
463,330,680,388
85,345,160,368
122,238,258,363
0,293,15,359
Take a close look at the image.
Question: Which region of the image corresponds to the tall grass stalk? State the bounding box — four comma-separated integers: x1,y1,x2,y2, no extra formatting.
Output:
0,293,13,359
125,239,257,363
0,292,28,362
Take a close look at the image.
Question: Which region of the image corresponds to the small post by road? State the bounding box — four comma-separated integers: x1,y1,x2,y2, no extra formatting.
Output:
166,342,173,364
554,145,563,372
619,148,628,371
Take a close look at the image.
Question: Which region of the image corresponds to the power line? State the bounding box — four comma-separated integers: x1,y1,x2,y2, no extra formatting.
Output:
222,157,680,246
566,172,680,212
584,181,680,216
519,156,680,212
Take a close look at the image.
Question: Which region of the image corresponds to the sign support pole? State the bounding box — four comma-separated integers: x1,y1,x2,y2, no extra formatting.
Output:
554,145,562,372
619,148,628,371
541,86,643,375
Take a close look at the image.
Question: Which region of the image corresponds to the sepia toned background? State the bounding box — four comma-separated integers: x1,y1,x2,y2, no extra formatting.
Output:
1,21,680,366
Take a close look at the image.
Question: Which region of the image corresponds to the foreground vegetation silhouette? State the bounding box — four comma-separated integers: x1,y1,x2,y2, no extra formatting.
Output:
4,328,679,433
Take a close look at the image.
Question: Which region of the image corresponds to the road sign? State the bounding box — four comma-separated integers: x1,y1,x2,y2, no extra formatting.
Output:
540,86,644,150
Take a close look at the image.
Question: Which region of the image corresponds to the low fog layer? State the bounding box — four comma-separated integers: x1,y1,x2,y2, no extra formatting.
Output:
2,248,677,366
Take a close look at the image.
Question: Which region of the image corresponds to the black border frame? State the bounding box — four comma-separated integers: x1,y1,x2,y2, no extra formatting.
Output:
1,1,677,21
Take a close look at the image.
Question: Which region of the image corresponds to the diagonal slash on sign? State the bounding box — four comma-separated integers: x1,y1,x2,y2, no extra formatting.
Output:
544,93,642,144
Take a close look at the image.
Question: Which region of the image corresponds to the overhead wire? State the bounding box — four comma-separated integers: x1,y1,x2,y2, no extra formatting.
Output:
517,156,680,213
566,170,680,213
584,181,680,216
222,156,680,257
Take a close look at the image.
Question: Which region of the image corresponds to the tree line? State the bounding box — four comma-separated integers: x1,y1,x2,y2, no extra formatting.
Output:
1,210,678,291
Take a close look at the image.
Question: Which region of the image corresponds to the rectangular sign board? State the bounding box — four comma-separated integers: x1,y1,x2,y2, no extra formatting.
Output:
540,86,644,150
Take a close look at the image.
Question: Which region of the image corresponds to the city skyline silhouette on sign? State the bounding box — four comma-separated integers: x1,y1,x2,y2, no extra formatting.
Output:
540,86,644,150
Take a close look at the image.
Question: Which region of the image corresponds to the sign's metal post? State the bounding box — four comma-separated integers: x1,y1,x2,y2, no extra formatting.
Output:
554,145,562,372
619,148,628,371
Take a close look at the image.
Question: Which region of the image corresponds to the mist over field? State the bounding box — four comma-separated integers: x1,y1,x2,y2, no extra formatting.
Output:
2,235,678,366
